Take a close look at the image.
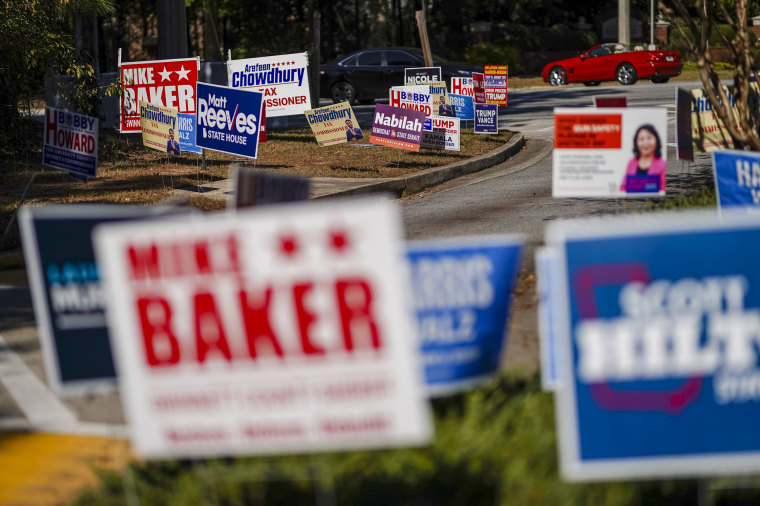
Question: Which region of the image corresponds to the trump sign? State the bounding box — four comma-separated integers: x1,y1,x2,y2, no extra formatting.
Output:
93,197,432,458
548,211,760,481
196,82,264,159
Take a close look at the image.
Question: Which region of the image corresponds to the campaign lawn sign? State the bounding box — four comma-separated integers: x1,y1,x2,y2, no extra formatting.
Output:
423,116,461,151
195,82,264,159
404,67,442,85
369,104,425,152
120,57,199,133
18,205,182,396
474,104,498,134
227,52,311,118
93,197,433,458
305,102,362,146
407,237,523,395
472,72,486,104
233,168,311,208
484,65,508,107
547,211,760,481
450,77,474,120
139,101,179,154
553,107,667,198
535,247,561,391
713,150,760,215
421,127,446,150
390,85,434,117
675,88,693,160
177,113,202,154
43,106,98,179
676,86,746,160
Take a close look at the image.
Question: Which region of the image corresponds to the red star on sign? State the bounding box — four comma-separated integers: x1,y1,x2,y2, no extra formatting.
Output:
329,230,350,253
279,235,298,257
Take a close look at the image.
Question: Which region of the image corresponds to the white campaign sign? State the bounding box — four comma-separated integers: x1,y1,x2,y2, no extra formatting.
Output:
227,52,311,118
94,197,432,458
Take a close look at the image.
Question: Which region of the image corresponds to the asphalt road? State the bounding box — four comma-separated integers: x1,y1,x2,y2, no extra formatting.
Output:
0,80,716,434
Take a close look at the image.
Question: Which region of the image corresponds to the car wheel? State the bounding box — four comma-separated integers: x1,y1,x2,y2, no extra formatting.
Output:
616,63,637,85
651,76,670,84
331,82,356,104
583,81,601,86
548,66,567,86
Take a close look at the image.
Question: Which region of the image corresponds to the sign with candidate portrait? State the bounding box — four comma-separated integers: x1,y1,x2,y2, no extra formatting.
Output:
713,150,760,215
404,67,441,85
369,104,425,152
484,65,508,107
120,57,199,133
93,197,433,458
227,52,311,118
18,205,182,396
139,101,179,154
553,107,667,198
547,211,760,481
474,104,498,134
196,82,264,159
43,106,98,179
406,237,523,396
304,102,362,146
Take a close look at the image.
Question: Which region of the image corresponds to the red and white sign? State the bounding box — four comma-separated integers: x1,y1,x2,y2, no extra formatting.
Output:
472,72,486,104
94,198,433,458
451,77,473,98
120,57,199,133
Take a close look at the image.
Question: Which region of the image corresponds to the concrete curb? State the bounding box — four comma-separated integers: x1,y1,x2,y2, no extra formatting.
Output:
314,133,526,199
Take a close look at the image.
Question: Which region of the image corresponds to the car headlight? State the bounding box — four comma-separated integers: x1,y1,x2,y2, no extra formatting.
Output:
320,70,325,75
457,70,472,76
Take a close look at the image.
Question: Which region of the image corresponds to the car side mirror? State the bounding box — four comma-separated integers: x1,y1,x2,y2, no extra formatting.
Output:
580,54,586,61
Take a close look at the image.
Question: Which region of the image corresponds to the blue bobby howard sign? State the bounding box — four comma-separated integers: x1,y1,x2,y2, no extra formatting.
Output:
406,237,523,396
713,150,760,214
549,212,760,481
196,82,263,159
177,113,202,154
449,93,474,120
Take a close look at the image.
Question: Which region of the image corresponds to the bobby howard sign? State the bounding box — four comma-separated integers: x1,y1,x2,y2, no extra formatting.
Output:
227,52,311,118
93,197,432,458
43,107,98,178
120,57,199,133
548,211,760,481
196,82,264,159
390,86,433,117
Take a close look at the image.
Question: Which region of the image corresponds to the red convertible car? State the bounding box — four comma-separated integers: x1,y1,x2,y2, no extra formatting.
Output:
542,44,683,86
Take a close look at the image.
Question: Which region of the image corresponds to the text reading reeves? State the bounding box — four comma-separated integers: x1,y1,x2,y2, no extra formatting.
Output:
198,94,258,134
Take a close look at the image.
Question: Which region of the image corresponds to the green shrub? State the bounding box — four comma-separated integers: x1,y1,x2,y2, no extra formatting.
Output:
463,43,523,74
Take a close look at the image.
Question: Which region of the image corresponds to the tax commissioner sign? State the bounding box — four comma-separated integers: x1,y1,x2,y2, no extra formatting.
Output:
548,211,760,481
196,82,264,159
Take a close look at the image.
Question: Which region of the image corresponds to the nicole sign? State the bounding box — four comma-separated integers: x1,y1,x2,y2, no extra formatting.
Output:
548,211,760,481
93,197,432,458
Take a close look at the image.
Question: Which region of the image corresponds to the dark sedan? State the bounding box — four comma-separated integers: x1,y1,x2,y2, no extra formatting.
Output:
320,48,480,104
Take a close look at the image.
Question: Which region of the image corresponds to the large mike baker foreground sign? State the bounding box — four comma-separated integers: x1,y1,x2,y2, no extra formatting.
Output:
93,197,432,458
547,212,760,481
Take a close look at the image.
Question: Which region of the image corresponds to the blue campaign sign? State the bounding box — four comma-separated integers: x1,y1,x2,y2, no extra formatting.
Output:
18,205,186,396
177,113,202,154
406,237,523,396
449,93,474,120
474,104,498,134
713,150,760,214
196,82,263,159
535,247,561,391
549,211,760,481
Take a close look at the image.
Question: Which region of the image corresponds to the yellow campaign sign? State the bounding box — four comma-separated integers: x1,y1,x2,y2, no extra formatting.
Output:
428,81,456,117
139,100,180,154
304,102,363,147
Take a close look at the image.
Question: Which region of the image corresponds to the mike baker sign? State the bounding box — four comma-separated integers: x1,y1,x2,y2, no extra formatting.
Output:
196,82,264,159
